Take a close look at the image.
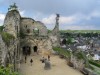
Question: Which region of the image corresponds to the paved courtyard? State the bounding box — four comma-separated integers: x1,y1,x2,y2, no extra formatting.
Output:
19,54,83,75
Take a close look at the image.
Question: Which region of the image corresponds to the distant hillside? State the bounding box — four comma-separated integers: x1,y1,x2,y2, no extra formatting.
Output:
48,30,100,33
60,30,100,33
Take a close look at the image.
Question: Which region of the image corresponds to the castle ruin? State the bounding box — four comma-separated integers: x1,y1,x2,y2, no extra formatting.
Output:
0,3,60,71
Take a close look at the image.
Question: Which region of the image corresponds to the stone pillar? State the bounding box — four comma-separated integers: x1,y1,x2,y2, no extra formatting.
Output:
31,45,34,55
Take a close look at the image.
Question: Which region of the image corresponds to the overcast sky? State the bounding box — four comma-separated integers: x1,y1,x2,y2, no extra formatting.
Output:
0,0,100,30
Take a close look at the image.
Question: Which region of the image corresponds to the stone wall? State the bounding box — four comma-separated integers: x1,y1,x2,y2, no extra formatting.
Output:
20,18,47,36
20,37,53,56
49,35,59,47
34,21,47,36
70,55,85,70
0,35,7,65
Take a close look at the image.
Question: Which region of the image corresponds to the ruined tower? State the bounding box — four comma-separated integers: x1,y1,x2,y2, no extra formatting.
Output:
3,3,21,71
3,3,21,38
52,14,60,35
49,14,60,47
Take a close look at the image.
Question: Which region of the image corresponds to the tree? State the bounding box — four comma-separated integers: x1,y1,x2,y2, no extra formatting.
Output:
66,37,73,45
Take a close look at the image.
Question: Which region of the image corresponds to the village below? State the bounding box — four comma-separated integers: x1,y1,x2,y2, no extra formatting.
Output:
0,3,100,75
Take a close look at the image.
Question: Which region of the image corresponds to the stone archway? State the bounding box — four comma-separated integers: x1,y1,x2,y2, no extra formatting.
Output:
22,46,31,55
34,46,38,52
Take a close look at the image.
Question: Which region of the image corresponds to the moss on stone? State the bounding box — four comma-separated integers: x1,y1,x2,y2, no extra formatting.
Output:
1,32,15,45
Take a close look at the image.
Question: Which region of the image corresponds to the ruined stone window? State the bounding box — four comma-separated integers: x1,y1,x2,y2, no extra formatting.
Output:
27,29,30,33
33,28,39,36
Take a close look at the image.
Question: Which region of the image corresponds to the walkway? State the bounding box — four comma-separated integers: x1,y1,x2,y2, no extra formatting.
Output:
19,54,83,75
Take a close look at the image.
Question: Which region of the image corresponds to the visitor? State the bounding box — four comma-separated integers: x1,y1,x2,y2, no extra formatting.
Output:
42,57,45,63
25,56,27,63
48,55,50,61
30,59,33,66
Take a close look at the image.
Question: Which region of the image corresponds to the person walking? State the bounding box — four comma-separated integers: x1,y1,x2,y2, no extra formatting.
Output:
30,59,33,66
25,56,27,63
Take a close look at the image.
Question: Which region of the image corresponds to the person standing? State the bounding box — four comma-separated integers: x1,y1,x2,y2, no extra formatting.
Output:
42,57,45,63
30,59,33,66
48,55,50,61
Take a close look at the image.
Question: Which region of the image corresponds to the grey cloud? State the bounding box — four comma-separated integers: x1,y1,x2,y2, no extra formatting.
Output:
1,0,99,16
0,0,100,29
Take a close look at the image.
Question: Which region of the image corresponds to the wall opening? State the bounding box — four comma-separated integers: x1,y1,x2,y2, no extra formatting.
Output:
34,46,38,52
22,46,31,55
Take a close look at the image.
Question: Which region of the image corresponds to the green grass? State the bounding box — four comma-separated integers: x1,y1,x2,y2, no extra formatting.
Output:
53,47,71,58
89,60,100,68
90,64,100,75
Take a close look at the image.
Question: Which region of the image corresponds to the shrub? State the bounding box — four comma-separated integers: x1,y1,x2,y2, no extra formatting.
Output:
0,65,19,75
75,52,84,59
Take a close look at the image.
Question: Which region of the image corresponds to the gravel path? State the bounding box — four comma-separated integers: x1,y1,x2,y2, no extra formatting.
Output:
19,54,83,75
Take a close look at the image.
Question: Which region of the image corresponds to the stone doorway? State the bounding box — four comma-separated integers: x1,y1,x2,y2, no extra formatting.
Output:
34,46,38,52
22,46,31,55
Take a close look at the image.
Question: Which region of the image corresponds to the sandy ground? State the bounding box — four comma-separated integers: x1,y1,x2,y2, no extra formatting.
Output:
19,54,83,75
